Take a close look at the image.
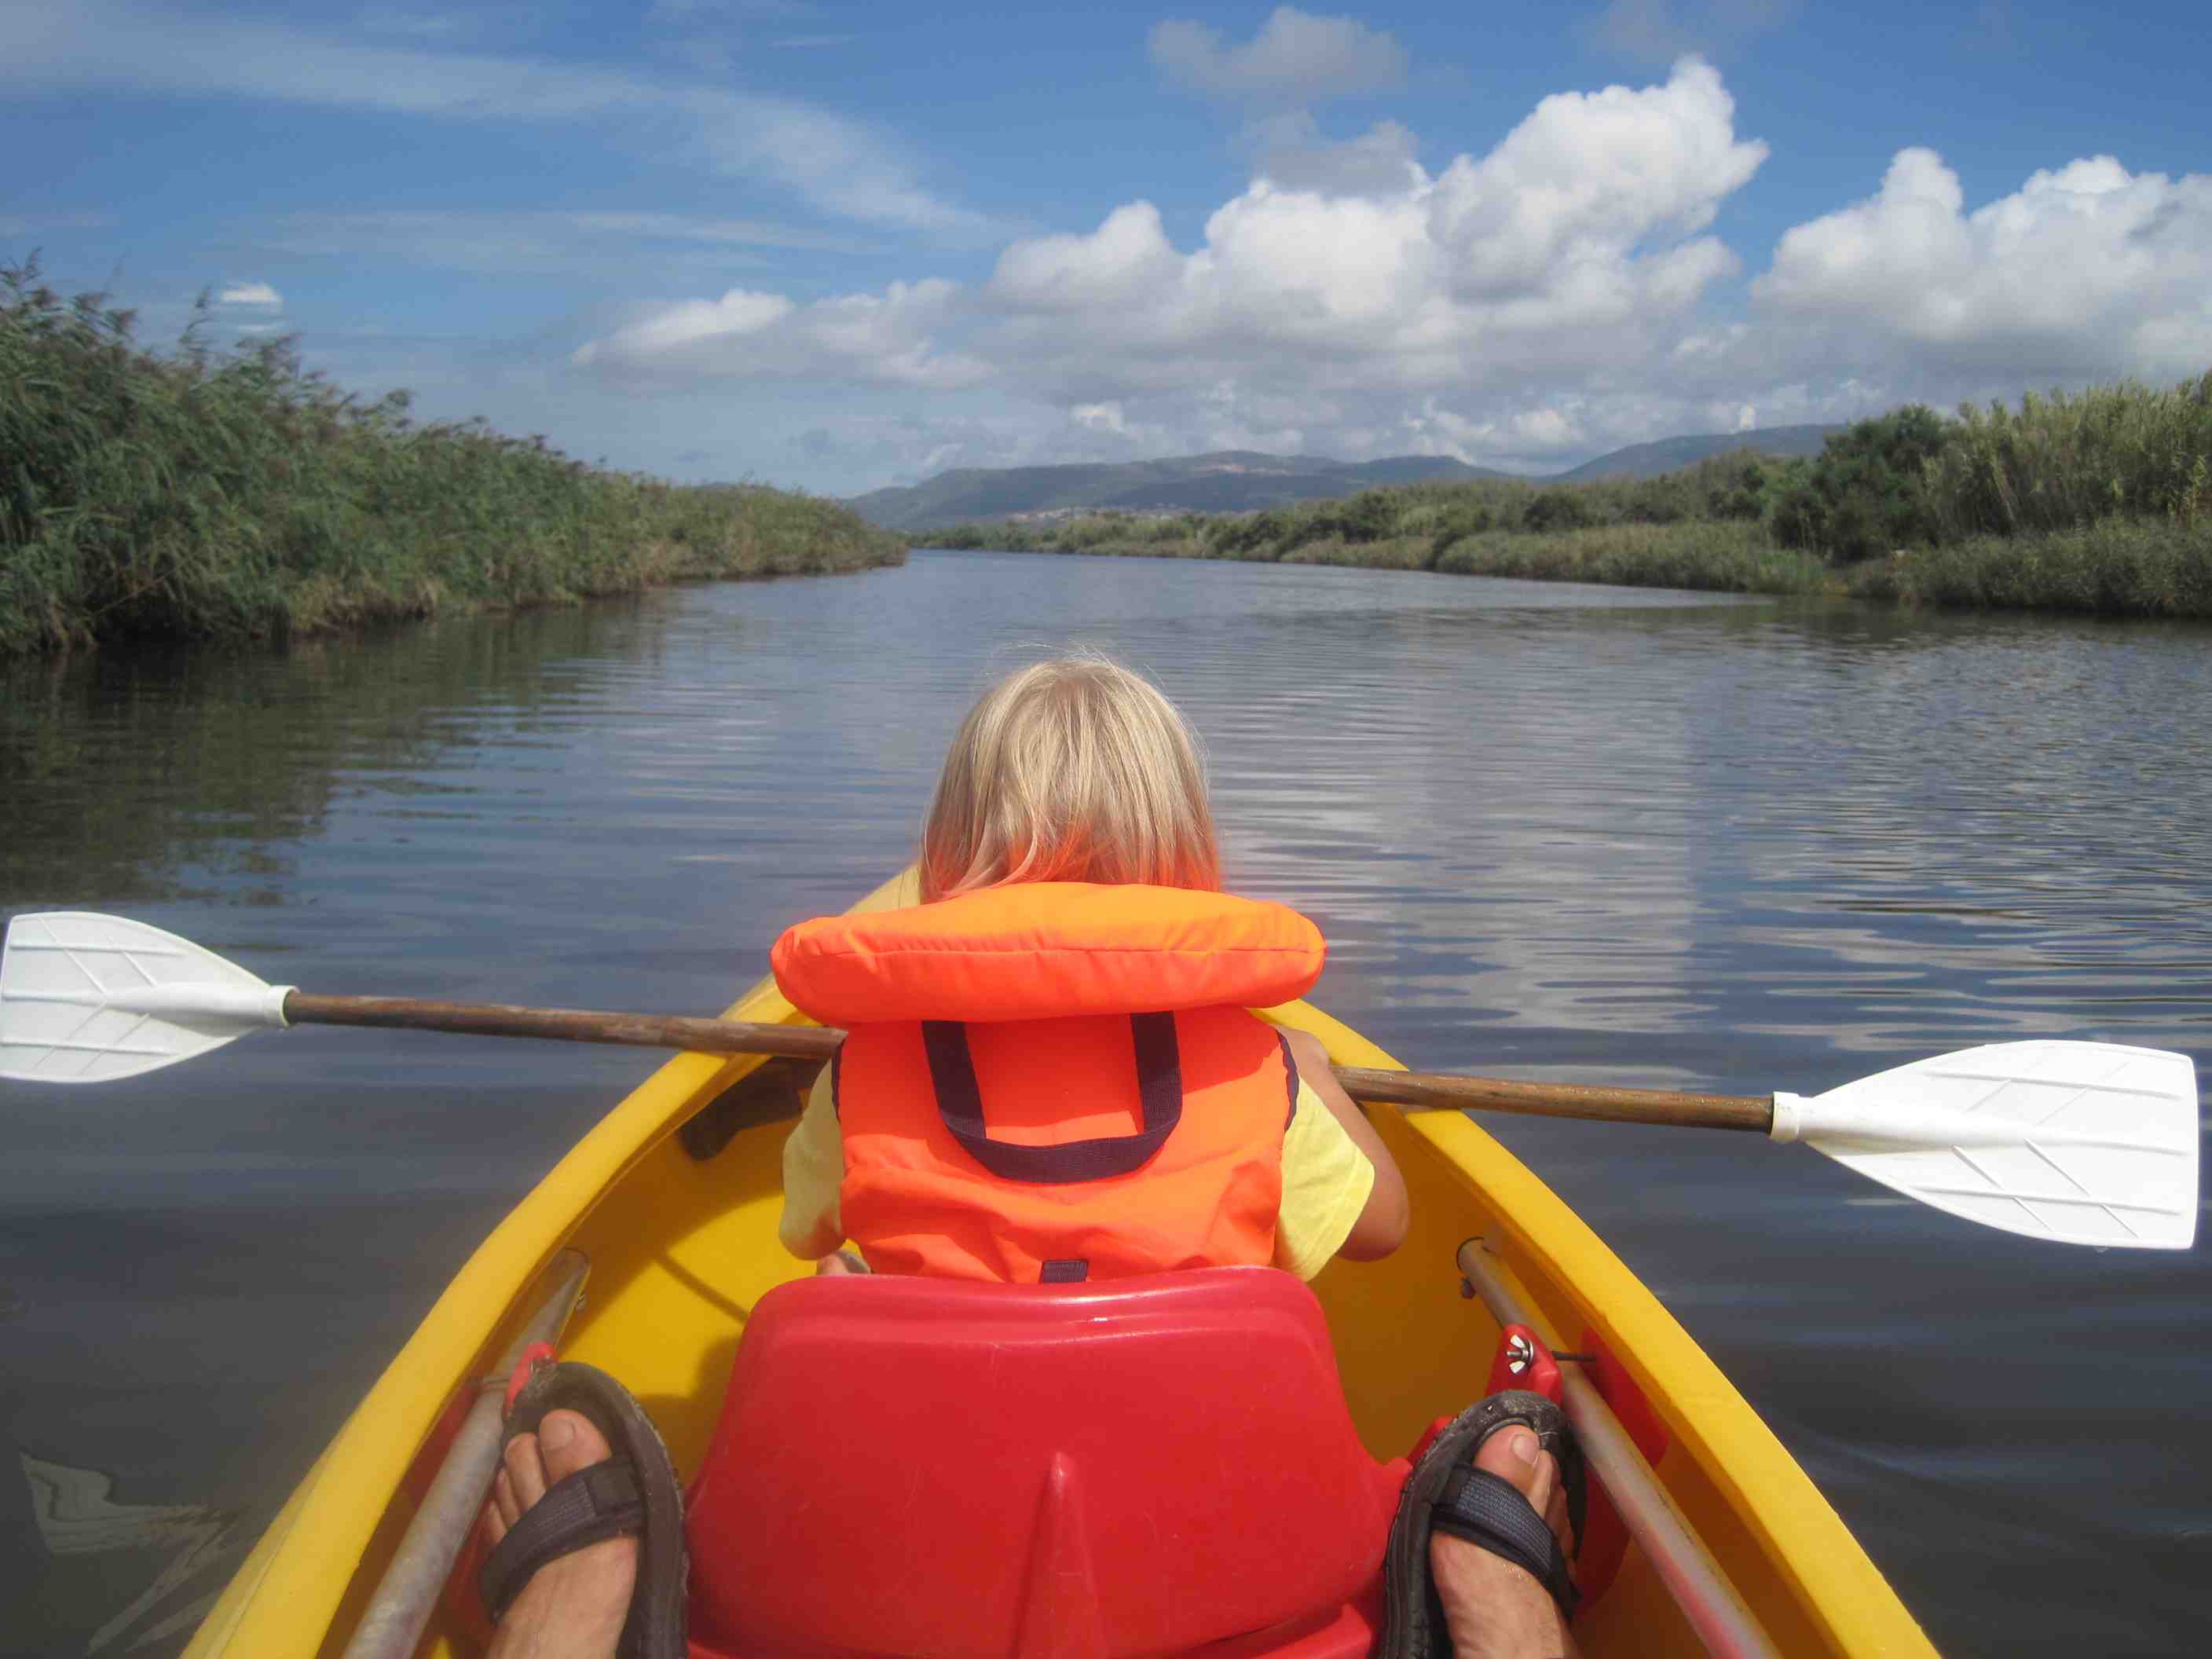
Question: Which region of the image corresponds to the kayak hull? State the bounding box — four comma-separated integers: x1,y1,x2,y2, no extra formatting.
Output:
185,873,1936,1659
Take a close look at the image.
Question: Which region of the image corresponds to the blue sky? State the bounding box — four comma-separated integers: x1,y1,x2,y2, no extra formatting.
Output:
5,2,2208,493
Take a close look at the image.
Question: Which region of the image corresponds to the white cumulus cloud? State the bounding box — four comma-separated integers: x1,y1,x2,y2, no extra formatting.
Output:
217,280,282,306
1753,147,2212,383
987,203,1184,313
980,56,1765,395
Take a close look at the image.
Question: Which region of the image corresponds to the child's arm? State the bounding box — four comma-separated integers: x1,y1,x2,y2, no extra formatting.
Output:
1279,1027,1412,1264
778,1069,847,1261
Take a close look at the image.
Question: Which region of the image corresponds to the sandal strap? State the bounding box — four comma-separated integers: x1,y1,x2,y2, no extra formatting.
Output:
1435,1465,1580,1621
478,1460,643,1625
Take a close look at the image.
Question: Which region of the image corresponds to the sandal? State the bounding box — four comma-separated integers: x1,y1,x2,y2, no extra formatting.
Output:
478,1361,687,1659
1381,1390,1586,1659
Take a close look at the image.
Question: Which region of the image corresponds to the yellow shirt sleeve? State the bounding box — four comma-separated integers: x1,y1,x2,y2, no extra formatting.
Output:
1273,1078,1376,1281
778,1067,845,1261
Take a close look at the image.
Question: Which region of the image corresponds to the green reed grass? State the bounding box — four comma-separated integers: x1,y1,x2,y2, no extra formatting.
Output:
1925,373,2212,540
1855,518,2212,616
0,263,903,655
1431,521,1826,593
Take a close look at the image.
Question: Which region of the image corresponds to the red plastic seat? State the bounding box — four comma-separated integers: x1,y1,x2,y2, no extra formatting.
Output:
687,1267,1408,1659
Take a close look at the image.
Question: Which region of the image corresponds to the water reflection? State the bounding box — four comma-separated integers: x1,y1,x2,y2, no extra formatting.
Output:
2,553,2208,1654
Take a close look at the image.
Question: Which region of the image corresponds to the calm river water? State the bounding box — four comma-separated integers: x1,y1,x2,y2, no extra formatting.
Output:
2,550,2207,1654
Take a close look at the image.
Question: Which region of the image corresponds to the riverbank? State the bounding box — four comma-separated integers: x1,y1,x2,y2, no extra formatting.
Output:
950,517,1825,594
921,515,2212,614
910,375,2212,618
0,265,904,657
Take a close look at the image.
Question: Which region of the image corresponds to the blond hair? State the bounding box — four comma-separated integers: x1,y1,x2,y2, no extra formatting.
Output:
921,656,1220,900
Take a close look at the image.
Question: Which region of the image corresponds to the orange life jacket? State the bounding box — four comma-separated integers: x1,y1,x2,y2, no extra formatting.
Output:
771,883,1327,1284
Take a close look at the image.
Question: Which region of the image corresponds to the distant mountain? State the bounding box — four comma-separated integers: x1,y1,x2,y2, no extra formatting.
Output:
1550,424,1844,482
844,452,1511,531
846,427,1847,529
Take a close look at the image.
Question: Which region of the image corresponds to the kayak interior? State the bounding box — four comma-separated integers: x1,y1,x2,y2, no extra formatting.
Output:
183,877,1932,1659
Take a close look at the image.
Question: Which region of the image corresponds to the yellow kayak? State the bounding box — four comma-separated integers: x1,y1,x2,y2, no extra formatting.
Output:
185,873,1936,1659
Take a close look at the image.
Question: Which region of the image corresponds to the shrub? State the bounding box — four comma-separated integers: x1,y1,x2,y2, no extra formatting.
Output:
1768,406,1950,564
1522,487,1595,533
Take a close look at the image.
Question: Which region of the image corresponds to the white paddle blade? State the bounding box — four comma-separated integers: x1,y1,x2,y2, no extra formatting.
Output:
0,914,292,1084
1773,1041,2199,1250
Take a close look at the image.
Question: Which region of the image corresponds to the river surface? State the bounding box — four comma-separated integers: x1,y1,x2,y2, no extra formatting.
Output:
2,550,2207,1655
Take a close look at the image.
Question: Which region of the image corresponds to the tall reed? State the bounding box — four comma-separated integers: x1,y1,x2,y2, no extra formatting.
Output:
0,263,903,655
1857,519,2212,616
1925,373,2212,540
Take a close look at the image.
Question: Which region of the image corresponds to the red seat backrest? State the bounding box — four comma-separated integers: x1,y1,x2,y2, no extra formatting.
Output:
687,1267,1404,1659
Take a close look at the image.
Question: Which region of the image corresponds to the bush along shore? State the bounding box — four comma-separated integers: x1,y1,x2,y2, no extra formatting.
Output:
917,372,2212,618
0,265,905,656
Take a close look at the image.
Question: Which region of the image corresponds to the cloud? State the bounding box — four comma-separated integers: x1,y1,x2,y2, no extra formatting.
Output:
1752,147,2212,383
217,281,282,306
573,58,1774,476
1151,7,1407,104
579,288,794,357
980,56,1765,401
244,209,881,277
196,46,2206,493
986,203,1184,313
1584,0,1800,64
574,278,992,390
1247,115,1423,196
0,2,987,236
562,59,1769,470
1426,59,1764,298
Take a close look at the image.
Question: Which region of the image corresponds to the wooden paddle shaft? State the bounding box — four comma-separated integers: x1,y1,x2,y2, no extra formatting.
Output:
1332,1066,1772,1133
280,994,846,1063
280,993,1775,1134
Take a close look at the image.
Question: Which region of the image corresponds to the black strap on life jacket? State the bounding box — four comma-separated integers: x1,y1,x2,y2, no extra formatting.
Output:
921,1013,1183,1185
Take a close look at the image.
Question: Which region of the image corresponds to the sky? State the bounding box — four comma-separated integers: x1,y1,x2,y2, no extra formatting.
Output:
5,2,2209,494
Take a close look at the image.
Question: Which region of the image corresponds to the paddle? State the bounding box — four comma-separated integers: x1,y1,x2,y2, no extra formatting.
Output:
2,911,2196,1250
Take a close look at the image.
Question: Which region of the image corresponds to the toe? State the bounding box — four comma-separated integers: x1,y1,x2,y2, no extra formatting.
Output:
503,1432,548,1510
1472,1423,1573,1558
536,1408,613,1484
1473,1425,1550,1506
1544,1478,1576,1560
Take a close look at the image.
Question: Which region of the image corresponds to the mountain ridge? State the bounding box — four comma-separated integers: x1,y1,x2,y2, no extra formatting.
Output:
846,426,1845,530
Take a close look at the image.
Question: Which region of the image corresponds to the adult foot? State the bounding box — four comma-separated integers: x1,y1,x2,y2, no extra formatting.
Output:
1430,1424,1580,1659
482,1409,639,1659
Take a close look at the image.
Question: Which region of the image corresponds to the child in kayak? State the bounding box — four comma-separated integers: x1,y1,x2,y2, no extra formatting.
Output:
477,656,1576,1659
771,654,1409,1281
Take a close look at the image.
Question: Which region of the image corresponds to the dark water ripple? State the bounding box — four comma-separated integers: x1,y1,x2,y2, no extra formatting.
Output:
2,551,2208,1654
